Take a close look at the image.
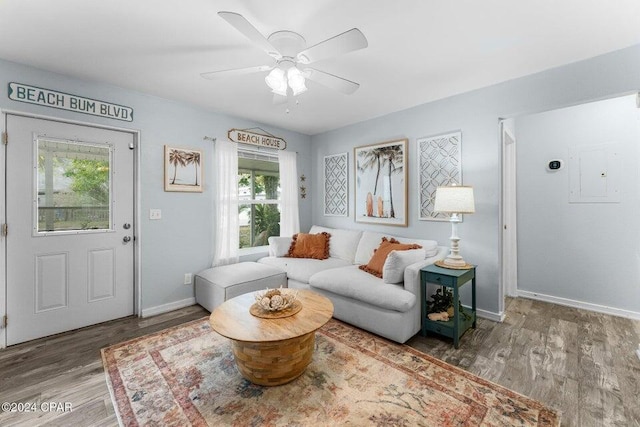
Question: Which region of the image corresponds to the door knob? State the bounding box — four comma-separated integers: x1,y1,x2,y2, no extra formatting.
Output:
123,236,132,243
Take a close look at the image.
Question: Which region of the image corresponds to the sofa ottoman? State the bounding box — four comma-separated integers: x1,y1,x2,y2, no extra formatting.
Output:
195,262,287,312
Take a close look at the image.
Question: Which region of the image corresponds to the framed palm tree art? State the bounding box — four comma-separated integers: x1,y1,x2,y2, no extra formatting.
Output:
164,145,203,192
354,138,408,226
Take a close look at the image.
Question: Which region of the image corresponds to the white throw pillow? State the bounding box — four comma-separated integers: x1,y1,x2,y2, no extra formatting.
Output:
268,236,293,257
383,248,426,284
354,231,388,265
309,225,362,263
355,231,439,264
395,237,439,258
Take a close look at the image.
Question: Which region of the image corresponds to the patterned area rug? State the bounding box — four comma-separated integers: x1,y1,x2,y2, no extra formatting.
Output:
102,318,559,426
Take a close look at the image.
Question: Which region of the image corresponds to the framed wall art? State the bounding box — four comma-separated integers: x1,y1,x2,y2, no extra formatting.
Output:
417,131,462,220
354,138,408,226
164,145,203,192
324,152,348,216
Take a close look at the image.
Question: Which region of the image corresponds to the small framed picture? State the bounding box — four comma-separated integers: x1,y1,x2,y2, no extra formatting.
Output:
164,145,203,192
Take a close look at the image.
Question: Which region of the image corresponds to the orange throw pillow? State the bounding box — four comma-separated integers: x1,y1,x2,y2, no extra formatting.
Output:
286,232,331,260
359,237,422,278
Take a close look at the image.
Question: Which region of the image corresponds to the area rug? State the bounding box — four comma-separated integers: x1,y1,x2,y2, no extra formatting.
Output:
102,318,559,426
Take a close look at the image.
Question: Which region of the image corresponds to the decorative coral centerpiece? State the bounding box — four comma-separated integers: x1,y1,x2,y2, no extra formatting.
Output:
254,287,298,312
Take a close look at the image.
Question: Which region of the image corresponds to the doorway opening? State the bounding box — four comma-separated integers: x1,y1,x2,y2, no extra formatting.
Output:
500,93,640,319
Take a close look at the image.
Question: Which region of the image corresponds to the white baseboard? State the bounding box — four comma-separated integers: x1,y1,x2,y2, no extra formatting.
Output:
476,308,505,322
518,290,640,321
460,305,504,322
140,297,196,318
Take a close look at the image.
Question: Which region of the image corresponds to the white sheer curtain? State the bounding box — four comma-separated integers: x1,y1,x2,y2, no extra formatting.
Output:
212,141,239,266
278,150,300,237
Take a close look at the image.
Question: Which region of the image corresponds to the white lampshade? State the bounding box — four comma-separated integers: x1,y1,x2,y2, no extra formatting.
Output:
265,68,287,96
287,67,307,96
434,185,475,214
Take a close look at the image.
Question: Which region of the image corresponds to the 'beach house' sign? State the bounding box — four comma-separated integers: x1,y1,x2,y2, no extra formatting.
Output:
227,128,286,150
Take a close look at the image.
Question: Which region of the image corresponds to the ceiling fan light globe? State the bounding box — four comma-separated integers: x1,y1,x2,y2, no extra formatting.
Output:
271,87,287,97
291,85,307,96
287,67,307,96
265,68,286,91
289,78,307,96
289,78,308,95
287,66,303,80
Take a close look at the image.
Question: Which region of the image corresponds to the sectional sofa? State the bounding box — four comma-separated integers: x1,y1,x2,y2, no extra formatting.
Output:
258,225,447,343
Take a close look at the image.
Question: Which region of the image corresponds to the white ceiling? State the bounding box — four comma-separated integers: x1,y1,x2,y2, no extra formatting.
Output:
1,1,639,135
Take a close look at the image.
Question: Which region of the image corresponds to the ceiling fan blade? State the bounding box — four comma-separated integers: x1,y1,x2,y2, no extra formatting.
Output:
218,12,281,60
304,68,360,95
200,65,271,80
297,28,368,64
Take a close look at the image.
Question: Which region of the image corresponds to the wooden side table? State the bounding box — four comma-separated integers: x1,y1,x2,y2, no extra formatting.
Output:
420,264,476,348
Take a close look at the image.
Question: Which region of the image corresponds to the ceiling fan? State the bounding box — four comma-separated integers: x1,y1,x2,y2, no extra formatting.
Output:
201,12,368,101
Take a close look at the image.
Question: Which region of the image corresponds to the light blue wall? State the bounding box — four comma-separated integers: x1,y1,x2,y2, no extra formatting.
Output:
4,42,640,317
0,58,312,311
310,44,640,316
516,95,640,313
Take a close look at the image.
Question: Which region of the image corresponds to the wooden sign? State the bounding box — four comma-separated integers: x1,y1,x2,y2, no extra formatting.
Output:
8,82,134,122
227,128,286,150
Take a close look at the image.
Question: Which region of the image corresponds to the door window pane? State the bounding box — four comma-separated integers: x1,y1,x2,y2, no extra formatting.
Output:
36,138,112,232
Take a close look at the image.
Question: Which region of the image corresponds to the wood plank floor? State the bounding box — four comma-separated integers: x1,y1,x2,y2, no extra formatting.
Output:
408,298,640,427
1,298,638,426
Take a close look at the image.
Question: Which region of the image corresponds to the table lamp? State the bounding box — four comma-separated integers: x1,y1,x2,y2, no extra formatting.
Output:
433,185,475,268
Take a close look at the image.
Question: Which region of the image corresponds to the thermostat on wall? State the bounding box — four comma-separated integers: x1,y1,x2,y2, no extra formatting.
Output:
547,159,564,171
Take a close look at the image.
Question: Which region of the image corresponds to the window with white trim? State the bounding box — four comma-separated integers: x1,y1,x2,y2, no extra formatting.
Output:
238,149,280,248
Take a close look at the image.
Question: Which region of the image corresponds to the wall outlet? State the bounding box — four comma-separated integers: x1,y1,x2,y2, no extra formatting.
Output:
149,209,162,220
184,273,192,285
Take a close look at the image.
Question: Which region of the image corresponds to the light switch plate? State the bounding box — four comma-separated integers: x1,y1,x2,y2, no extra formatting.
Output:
149,209,162,220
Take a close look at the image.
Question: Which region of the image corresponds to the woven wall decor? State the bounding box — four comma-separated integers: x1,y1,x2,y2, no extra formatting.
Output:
324,152,348,216
418,131,462,221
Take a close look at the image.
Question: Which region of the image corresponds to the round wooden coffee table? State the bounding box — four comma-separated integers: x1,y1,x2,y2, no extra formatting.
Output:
209,289,333,386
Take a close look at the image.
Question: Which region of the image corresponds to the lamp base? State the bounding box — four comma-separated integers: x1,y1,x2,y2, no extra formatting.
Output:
439,214,473,269
435,259,474,270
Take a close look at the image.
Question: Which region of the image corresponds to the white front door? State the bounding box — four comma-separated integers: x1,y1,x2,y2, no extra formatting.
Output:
5,115,135,345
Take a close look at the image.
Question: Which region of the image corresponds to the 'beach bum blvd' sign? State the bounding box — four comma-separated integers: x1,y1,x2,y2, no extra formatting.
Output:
8,82,133,122
227,128,286,150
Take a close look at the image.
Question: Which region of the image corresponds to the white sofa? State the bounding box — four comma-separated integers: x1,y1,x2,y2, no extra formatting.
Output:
258,225,448,343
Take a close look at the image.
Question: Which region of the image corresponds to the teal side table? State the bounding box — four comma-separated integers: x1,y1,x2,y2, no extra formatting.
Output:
420,264,476,348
